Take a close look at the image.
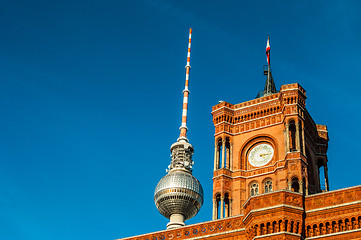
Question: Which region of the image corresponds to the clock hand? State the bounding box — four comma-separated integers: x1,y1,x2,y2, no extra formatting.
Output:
259,153,271,157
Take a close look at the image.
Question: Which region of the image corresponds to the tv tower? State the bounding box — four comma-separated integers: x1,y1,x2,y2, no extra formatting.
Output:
154,29,204,229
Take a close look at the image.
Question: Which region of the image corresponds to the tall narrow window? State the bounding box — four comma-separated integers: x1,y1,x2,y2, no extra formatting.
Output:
217,138,222,169
317,159,326,192
289,121,296,151
264,180,273,193
291,177,300,193
215,194,221,219
250,183,259,196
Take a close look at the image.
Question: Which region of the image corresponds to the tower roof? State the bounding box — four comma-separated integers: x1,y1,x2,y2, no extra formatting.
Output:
263,69,277,96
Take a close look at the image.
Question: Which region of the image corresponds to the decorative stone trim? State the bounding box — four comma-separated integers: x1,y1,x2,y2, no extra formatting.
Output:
306,228,361,239
306,200,361,213
253,231,301,239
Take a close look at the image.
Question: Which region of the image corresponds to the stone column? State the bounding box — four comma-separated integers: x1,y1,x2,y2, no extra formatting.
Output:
285,123,290,153
298,222,302,234
299,180,304,194
225,201,229,218
280,221,285,231
301,121,306,154
226,148,230,169
213,143,218,171
212,199,217,220
220,196,224,219
324,165,329,191
295,121,300,151
287,221,291,232
256,226,261,236
230,143,233,170
327,224,331,233
283,129,287,154
263,225,267,235
288,179,292,191
322,226,326,235
274,222,279,233
216,145,220,169
221,139,226,168
229,198,232,217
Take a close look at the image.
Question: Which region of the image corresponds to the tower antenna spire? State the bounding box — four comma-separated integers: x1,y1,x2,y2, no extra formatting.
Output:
178,28,192,143
155,28,203,230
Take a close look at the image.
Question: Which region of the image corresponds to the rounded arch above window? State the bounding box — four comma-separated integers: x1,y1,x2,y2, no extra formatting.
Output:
214,193,221,199
287,118,297,125
317,158,326,167
290,176,300,193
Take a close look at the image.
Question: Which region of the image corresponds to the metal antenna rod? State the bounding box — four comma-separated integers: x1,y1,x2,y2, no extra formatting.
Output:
178,28,192,143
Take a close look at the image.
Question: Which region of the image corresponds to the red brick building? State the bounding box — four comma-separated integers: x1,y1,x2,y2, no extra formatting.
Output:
119,82,361,240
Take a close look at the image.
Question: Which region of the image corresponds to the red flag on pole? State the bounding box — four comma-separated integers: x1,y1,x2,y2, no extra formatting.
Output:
266,36,270,65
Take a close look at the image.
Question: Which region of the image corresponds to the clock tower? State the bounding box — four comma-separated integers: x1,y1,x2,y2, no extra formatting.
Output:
211,50,329,220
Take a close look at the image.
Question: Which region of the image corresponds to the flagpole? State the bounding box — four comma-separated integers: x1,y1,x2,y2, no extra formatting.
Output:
267,35,270,94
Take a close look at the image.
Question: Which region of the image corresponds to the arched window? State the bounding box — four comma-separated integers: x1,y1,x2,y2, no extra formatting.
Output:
215,193,221,219
291,177,300,193
250,182,259,196
216,138,231,170
224,193,230,218
289,120,296,152
264,180,273,193
317,159,327,191
216,138,222,169
214,193,232,219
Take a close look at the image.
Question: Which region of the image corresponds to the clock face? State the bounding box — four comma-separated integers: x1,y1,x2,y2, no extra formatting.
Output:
248,143,274,167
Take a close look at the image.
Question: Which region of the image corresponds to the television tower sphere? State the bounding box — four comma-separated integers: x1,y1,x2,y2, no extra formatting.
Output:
154,142,204,229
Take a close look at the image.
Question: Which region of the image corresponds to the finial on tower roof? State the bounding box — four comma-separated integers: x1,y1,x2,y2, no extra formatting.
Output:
178,28,192,143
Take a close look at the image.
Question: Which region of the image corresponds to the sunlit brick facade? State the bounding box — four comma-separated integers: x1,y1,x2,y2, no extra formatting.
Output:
119,83,361,240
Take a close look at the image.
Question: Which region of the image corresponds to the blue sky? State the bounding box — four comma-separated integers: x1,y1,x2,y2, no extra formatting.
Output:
1,0,360,239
